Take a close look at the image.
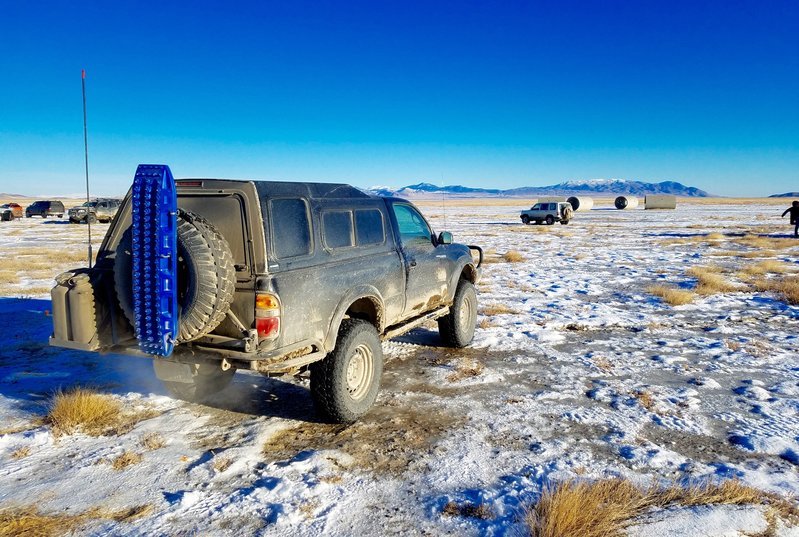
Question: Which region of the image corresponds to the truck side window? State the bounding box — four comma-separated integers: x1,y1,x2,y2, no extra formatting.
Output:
393,204,431,244
323,210,354,249
355,209,384,246
270,198,312,259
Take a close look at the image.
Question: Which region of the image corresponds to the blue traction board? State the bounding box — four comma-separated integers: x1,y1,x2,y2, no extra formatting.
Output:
130,164,178,356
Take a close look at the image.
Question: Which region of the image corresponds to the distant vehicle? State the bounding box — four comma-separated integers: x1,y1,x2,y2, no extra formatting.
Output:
520,202,573,225
26,200,65,218
67,199,121,224
0,203,24,221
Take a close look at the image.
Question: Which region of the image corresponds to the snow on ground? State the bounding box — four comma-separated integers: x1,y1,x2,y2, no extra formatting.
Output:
0,202,798,536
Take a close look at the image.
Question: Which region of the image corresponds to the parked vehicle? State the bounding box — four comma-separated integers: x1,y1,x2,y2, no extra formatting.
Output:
0,203,23,221
26,200,65,218
67,198,121,223
520,202,573,225
50,170,483,423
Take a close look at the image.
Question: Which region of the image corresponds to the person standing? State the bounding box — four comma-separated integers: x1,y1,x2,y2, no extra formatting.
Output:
782,200,799,236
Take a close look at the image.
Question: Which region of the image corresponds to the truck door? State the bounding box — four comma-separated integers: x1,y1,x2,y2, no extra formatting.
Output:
388,202,448,318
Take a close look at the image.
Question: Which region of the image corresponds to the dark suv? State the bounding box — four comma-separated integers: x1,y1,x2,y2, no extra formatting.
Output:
50,166,482,423
26,200,65,218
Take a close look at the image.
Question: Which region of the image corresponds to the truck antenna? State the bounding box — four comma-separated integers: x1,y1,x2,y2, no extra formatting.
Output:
81,69,92,268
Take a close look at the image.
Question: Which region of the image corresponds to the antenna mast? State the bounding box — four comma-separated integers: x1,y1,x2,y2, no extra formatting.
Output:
81,69,92,268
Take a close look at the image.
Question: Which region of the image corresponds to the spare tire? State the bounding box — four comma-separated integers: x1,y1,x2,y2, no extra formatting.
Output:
115,209,235,343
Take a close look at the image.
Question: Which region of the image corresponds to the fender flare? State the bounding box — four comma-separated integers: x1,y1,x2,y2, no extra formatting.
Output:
446,260,478,302
324,285,385,352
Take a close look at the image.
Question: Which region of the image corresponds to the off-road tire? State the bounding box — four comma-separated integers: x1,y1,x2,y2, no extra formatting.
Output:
87,213,97,224
115,210,236,343
545,215,555,225
438,280,477,348
560,219,569,225
154,360,235,402
310,319,383,423
521,215,530,225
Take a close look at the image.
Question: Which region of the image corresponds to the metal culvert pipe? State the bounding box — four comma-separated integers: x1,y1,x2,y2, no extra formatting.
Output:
567,196,594,211
644,195,677,209
614,196,640,209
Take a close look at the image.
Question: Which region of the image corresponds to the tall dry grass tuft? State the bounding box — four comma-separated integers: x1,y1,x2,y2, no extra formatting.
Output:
503,250,525,263
687,267,739,295
752,275,799,305
0,504,155,537
647,285,694,306
527,479,799,537
46,388,121,436
45,388,159,437
741,260,793,276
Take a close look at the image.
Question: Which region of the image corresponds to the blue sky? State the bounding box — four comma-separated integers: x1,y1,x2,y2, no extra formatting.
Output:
1,0,797,196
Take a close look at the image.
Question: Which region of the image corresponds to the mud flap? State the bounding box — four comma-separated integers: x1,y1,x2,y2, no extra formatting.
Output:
130,164,178,356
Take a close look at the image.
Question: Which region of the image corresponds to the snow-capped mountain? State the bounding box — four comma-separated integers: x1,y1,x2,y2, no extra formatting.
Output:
367,179,711,198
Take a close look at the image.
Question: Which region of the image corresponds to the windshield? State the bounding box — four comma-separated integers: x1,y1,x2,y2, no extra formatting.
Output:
81,201,97,207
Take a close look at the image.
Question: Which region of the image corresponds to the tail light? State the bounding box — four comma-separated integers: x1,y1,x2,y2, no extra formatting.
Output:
255,292,280,340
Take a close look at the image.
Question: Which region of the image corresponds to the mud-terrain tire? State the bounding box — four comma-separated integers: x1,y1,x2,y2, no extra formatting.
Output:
438,280,477,348
310,319,383,423
114,210,236,343
545,215,555,225
521,215,530,225
560,219,569,225
154,360,235,401
87,213,97,224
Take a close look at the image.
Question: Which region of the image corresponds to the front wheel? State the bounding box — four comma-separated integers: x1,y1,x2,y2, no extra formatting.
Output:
521,215,530,225
545,215,555,225
87,214,97,224
311,319,383,423
438,280,477,348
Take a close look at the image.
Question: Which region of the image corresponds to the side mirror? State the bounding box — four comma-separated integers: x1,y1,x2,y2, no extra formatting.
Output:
438,231,453,245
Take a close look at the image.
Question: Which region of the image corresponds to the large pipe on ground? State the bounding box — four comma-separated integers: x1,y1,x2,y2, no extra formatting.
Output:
644,195,677,209
567,196,594,211
614,196,639,209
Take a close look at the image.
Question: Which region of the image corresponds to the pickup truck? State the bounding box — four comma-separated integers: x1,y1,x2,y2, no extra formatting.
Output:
50,165,483,423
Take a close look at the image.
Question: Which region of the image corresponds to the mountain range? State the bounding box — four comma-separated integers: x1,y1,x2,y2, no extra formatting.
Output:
367,179,711,198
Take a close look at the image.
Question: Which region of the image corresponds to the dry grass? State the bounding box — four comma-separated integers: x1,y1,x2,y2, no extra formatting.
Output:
633,390,655,411
0,271,20,285
110,451,143,470
481,304,519,315
752,275,799,305
446,358,485,382
46,388,159,437
647,285,695,306
526,478,799,537
687,267,739,295
46,388,121,436
213,456,233,473
10,447,31,460
0,504,154,537
503,250,525,263
478,317,497,329
734,235,797,250
741,260,793,276
442,501,494,520
139,432,166,450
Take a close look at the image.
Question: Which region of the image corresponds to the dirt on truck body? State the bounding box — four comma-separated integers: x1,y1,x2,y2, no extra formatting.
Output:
50,170,482,423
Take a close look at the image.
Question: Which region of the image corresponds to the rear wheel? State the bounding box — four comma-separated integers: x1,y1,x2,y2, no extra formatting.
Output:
560,219,569,225
311,319,383,423
438,280,477,347
153,360,235,402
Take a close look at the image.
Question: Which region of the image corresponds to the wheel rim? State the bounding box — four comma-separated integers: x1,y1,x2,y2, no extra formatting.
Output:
459,292,475,330
346,343,374,400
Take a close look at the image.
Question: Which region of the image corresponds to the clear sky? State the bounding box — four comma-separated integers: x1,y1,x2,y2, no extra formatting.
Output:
1,0,797,197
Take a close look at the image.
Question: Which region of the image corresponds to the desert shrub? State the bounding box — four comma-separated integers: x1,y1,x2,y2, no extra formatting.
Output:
647,285,694,306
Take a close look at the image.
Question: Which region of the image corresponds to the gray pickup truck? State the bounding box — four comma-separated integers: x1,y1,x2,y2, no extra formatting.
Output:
50,174,482,423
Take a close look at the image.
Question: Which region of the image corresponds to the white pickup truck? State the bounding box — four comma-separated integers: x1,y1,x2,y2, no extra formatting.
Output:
520,202,573,225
